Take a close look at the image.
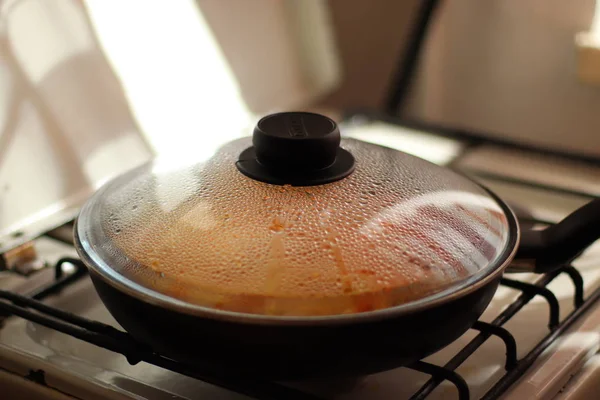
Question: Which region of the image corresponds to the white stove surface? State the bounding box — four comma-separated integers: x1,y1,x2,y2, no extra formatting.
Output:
1,122,600,400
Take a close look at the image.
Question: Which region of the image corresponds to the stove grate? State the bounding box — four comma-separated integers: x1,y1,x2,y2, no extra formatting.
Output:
408,264,590,400
470,321,517,370
409,361,469,399
499,278,560,329
0,259,319,400
482,283,600,400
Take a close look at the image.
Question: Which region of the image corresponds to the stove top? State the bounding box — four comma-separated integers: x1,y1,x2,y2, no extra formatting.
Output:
0,114,599,400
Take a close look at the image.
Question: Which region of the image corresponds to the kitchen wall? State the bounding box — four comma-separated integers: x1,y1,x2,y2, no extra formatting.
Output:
403,0,600,158
197,0,341,114
198,0,418,114
317,0,418,111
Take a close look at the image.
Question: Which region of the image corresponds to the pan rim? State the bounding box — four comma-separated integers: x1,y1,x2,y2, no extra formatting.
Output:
74,179,520,326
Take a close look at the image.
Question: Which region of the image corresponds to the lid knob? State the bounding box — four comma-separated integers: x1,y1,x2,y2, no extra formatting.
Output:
254,112,340,170
236,112,355,186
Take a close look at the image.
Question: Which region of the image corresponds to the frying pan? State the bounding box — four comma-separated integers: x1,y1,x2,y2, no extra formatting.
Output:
73,112,600,380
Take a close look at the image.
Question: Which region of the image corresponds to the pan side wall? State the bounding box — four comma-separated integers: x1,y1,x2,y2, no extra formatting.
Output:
91,273,499,379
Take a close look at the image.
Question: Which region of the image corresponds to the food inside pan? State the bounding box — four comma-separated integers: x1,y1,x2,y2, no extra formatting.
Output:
92,139,508,316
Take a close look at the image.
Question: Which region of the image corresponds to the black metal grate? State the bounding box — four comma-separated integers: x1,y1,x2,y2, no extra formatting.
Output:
408,264,594,400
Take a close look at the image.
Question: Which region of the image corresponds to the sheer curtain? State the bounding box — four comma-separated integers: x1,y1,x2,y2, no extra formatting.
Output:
82,0,340,164
83,0,253,166
0,0,152,248
0,0,340,249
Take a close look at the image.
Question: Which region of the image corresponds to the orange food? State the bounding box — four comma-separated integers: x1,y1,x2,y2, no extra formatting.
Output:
101,139,508,316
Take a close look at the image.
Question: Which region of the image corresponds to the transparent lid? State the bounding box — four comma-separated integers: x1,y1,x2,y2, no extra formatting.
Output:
76,113,512,316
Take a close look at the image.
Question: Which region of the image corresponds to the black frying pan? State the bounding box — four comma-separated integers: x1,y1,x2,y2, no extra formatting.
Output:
74,192,600,380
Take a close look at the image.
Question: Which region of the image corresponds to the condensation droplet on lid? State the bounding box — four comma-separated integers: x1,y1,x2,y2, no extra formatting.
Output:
89,138,510,316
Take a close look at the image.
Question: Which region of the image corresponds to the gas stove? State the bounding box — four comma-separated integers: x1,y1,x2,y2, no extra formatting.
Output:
0,113,599,400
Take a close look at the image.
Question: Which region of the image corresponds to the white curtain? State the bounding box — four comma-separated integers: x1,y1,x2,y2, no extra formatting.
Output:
0,0,152,249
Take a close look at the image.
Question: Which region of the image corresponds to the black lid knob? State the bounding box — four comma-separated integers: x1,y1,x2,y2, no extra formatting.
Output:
236,112,355,186
254,112,340,170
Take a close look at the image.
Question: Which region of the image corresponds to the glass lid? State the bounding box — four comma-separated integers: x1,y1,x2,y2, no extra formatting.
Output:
75,112,512,316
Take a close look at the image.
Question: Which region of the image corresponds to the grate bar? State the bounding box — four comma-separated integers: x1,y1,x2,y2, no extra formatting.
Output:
411,269,564,398
481,280,600,399
501,278,560,330
54,258,74,279
0,290,137,341
408,361,469,400
29,258,88,300
0,283,321,400
500,278,560,329
471,321,517,370
0,298,147,361
562,266,585,307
